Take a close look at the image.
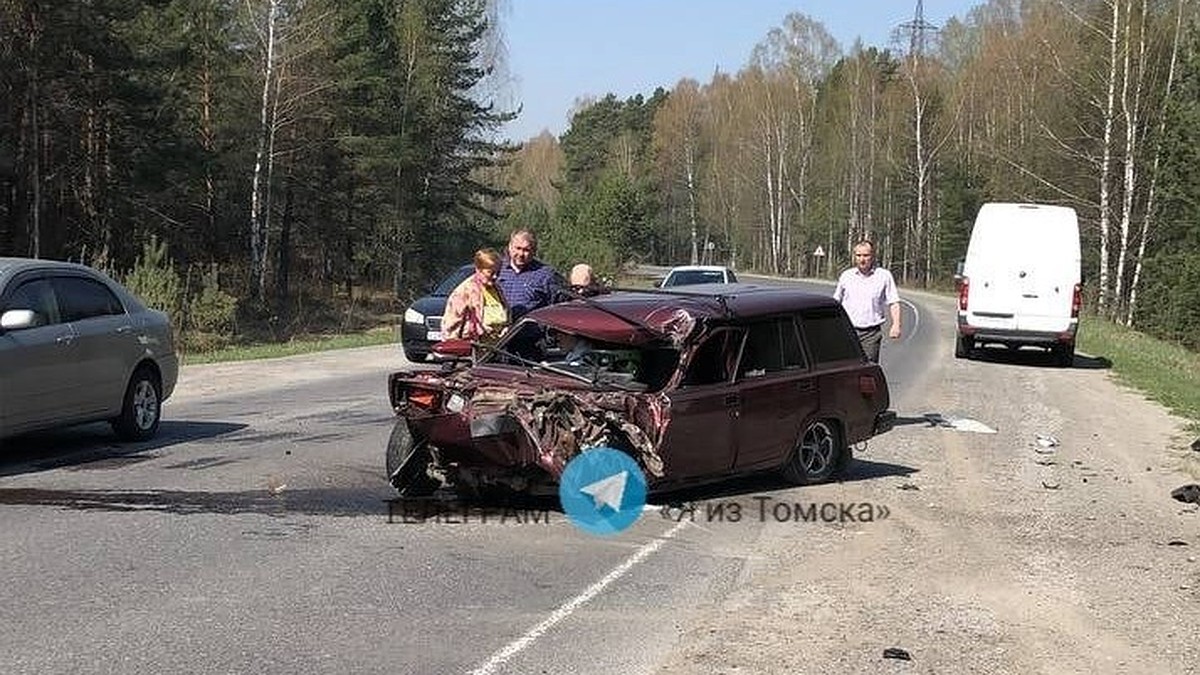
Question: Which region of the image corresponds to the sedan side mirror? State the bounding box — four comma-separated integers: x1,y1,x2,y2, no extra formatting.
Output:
0,308,39,331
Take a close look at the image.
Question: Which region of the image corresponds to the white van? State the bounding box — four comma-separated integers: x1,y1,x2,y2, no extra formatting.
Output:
955,202,1082,366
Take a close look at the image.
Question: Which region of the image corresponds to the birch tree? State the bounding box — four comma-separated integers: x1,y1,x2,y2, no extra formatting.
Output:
750,13,839,275
1127,0,1189,325
653,78,707,263
246,0,282,300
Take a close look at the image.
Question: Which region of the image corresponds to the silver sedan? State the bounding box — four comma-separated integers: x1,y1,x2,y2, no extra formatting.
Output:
0,257,179,441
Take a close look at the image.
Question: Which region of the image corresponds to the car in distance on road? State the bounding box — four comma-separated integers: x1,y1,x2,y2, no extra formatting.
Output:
0,257,178,441
659,265,738,287
399,264,474,363
385,284,895,497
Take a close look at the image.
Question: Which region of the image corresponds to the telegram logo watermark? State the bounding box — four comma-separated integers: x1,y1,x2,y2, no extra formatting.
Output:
559,446,647,536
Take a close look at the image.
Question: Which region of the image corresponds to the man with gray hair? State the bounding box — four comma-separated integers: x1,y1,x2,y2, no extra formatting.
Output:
567,263,602,297
833,240,902,363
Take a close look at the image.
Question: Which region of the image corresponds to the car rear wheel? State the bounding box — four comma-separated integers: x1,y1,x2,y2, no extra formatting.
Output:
403,347,429,364
781,420,843,485
386,419,437,495
111,367,162,441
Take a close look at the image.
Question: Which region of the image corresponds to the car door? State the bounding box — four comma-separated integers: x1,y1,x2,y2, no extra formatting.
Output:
732,318,818,470
50,275,135,419
657,327,742,480
0,275,79,433
798,306,881,444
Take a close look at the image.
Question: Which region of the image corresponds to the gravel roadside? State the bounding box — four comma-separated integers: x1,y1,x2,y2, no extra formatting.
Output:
655,294,1199,674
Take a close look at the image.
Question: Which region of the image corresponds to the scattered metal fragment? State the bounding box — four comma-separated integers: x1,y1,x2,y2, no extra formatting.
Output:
1041,481,1061,490
948,418,997,434
1034,459,1056,466
922,413,996,434
1167,540,1189,547
897,483,921,491
1171,484,1200,505
1192,437,1199,453
1036,434,1060,448
882,647,912,661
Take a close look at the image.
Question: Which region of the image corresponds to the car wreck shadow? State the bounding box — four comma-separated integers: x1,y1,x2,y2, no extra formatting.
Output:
648,457,919,506
0,420,247,478
0,484,398,518
968,346,1111,370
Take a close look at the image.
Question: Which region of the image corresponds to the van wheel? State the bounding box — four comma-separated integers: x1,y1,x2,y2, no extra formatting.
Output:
781,420,843,485
955,335,974,359
111,367,162,441
1053,343,1074,368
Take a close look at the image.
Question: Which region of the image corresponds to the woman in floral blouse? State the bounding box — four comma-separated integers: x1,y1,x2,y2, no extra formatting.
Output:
441,248,509,342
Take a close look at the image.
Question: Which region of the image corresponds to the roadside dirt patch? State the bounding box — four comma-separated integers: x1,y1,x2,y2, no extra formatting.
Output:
655,295,1200,674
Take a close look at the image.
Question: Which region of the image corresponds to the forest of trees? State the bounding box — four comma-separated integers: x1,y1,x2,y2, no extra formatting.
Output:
3,0,1199,350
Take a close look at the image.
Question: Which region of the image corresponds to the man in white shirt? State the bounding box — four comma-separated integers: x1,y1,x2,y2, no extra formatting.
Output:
833,241,902,363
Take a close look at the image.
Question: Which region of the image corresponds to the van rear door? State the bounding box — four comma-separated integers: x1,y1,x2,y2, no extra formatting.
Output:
1014,208,1079,334
964,259,1019,331
963,203,1080,336
1013,261,1075,333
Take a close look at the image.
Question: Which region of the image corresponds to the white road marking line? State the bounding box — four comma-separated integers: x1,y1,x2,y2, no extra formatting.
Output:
900,297,920,339
468,519,690,675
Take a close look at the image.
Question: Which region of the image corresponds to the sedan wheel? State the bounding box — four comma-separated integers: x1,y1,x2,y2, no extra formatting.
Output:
781,420,842,485
112,367,162,441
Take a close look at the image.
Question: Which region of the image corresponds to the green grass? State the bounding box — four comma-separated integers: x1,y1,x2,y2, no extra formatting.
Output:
1078,314,1200,435
181,326,395,365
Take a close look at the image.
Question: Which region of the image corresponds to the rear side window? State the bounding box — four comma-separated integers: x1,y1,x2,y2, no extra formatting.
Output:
52,276,125,321
434,266,474,295
800,309,862,364
737,319,807,378
667,270,725,286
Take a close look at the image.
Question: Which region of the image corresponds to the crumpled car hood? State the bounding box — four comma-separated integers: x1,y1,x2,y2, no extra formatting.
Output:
395,365,673,481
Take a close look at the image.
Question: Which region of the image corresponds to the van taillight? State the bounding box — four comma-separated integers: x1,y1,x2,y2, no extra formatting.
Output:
958,278,969,311
1071,283,1082,318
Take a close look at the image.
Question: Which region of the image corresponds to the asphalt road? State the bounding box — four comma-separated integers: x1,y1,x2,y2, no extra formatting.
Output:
0,280,933,675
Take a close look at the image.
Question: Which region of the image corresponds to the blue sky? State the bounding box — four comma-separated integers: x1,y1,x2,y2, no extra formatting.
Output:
499,0,982,141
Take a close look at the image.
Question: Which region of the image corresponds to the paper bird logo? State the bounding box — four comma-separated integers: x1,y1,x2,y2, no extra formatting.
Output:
559,447,647,536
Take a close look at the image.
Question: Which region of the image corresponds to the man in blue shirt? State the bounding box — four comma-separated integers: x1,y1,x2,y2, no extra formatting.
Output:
496,229,562,319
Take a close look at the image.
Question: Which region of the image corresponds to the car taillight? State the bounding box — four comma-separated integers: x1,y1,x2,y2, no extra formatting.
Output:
859,375,878,396
407,389,439,409
958,277,969,311
1071,283,1082,318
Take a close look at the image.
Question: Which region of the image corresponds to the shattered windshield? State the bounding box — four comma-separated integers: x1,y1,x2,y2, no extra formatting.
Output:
481,321,681,392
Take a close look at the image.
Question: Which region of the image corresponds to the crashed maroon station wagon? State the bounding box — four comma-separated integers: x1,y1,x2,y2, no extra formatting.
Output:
386,284,896,497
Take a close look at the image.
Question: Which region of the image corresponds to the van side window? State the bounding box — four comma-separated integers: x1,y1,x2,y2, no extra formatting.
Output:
737,319,807,378
801,309,862,363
